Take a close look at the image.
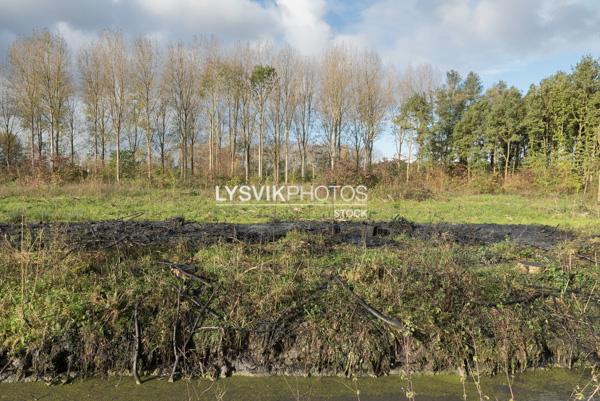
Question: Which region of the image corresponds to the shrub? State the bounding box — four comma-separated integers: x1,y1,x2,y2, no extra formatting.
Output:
320,158,379,187
107,150,140,179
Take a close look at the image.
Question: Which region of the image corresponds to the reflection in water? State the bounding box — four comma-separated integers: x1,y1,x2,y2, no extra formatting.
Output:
0,369,595,401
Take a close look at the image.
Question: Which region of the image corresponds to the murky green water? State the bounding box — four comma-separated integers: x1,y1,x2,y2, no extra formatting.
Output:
0,370,595,401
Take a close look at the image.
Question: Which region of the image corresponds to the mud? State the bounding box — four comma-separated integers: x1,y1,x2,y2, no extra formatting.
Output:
0,217,574,250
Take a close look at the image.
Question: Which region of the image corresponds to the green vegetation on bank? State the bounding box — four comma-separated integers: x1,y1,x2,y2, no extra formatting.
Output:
1,229,598,382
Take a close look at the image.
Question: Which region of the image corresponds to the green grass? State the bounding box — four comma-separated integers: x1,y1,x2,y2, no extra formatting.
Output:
0,182,598,233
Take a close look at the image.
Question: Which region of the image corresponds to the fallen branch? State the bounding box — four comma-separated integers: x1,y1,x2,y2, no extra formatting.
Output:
168,287,182,383
120,211,145,221
577,253,597,264
159,261,213,286
0,360,11,383
99,235,128,250
132,305,141,385
331,275,403,330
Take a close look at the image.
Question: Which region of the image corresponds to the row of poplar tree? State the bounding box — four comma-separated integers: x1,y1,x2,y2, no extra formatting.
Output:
0,30,598,190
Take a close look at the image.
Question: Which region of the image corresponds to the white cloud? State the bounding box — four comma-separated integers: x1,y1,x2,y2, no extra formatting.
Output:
135,0,280,41
0,0,284,56
1,0,599,79
137,0,271,19
334,0,600,77
276,0,332,55
52,21,96,56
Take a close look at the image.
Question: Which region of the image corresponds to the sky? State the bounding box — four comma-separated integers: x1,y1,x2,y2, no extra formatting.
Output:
1,0,600,159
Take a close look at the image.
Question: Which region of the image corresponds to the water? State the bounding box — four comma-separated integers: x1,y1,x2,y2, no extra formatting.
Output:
0,369,594,401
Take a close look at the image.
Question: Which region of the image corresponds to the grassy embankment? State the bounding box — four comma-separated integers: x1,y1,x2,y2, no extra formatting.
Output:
0,227,598,380
0,181,599,233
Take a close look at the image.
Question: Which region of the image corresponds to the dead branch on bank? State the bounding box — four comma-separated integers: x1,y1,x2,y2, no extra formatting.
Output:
331,275,403,330
132,304,141,385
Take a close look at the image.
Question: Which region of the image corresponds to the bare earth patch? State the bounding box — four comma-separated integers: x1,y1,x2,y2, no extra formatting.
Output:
0,217,574,250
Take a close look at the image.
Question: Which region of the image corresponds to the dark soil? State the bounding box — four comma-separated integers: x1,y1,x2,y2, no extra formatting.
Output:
0,217,574,250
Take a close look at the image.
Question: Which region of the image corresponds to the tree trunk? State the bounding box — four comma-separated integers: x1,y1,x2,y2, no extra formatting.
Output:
190,135,195,177
284,125,289,184
30,116,35,169
49,118,55,171
300,148,306,181
208,113,213,176
258,105,264,179
245,141,250,183
229,107,237,177
146,133,152,180
597,170,600,204
160,144,165,174
37,116,43,161
504,142,511,182
94,117,98,175
116,124,120,182
274,125,280,184
70,124,74,164
406,132,413,183
145,113,152,180
101,132,106,168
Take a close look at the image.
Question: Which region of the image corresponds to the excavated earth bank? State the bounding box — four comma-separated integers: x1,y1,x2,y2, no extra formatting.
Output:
1,218,595,383
0,218,574,250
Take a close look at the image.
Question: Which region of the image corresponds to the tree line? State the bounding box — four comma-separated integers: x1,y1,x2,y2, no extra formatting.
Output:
397,59,600,194
0,30,598,192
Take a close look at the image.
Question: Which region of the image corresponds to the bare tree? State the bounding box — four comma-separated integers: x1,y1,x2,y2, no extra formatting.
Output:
272,45,299,184
64,96,77,164
165,42,200,181
0,66,19,168
267,74,283,181
355,49,393,170
293,57,316,180
200,37,223,177
101,31,129,182
400,63,441,99
347,105,364,170
40,30,73,169
126,100,140,159
155,65,172,174
221,49,245,177
132,36,159,179
9,34,43,168
236,44,257,182
79,40,110,173
0,32,460,184
250,43,276,180
320,44,352,170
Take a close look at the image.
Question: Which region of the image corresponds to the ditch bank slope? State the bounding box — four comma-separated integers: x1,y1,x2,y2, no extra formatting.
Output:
1,218,597,382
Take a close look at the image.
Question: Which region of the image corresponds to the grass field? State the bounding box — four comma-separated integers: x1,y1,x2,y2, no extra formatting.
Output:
1,182,599,233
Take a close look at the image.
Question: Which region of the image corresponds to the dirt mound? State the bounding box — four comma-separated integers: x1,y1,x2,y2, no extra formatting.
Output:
0,218,574,250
